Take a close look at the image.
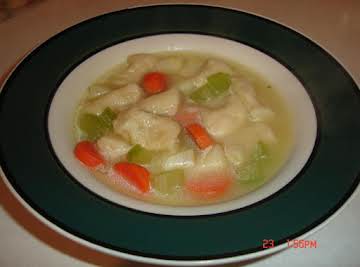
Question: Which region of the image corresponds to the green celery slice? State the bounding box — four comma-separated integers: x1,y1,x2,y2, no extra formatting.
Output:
207,72,231,95
252,142,268,161
151,169,185,194
100,107,117,128
78,107,116,141
236,161,260,182
236,142,269,182
127,144,153,164
78,114,104,141
189,83,213,103
190,72,231,103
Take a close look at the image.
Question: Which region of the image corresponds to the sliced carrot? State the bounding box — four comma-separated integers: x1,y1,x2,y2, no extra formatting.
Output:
174,110,200,127
74,141,104,168
185,123,214,149
142,72,167,94
186,174,233,199
113,162,150,193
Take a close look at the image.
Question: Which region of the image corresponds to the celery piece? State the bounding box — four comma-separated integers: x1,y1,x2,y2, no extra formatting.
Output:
252,142,268,161
236,161,260,182
207,72,231,95
78,107,116,141
100,107,117,129
190,83,213,103
236,142,268,182
78,114,106,141
151,169,185,194
127,144,153,164
190,72,231,103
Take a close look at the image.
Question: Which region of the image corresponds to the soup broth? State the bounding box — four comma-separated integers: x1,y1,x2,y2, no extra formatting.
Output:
73,52,293,206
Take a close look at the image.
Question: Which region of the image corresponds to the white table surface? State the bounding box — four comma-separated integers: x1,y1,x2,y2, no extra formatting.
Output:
1,1,359,266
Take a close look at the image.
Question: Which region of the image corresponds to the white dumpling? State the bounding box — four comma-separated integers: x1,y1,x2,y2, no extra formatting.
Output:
205,59,234,75
254,123,277,144
161,149,195,171
178,57,205,77
201,95,248,140
223,123,276,166
113,109,181,151
223,132,257,163
231,77,256,95
232,77,275,122
82,84,143,115
231,77,258,108
110,54,158,86
223,123,277,153
86,84,111,99
96,134,131,162
250,107,275,122
185,145,229,178
126,53,158,75
175,59,234,94
155,56,184,74
224,143,246,167
139,89,180,116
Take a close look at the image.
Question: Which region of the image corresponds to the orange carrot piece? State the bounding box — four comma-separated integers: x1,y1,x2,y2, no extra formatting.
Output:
113,162,150,193
142,72,167,94
185,123,214,149
74,141,104,168
186,175,233,199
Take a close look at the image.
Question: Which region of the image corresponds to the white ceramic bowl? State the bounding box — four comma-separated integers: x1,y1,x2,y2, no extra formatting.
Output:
48,34,317,216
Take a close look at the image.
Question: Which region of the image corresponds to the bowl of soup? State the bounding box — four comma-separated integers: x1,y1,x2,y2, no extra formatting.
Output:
2,5,359,266
48,34,316,216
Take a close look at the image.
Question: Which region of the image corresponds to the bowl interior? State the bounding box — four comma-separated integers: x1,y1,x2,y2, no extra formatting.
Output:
48,34,317,216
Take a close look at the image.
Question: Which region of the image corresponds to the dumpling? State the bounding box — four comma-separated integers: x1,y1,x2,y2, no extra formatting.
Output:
86,84,111,99
113,109,181,151
139,89,180,116
224,143,246,167
110,54,158,86
223,123,277,155
185,145,229,178
250,107,275,122
231,77,256,98
155,56,184,74
201,94,248,140
82,83,143,115
126,53,158,78
175,59,234,94
232,77,275,122
222,123,276,167
178,57,205,77
161,149,195,171
254,123,277,144
96,134,131,162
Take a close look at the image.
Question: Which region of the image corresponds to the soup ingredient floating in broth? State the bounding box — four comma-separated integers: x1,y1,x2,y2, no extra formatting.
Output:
185,123,214,149
78,107,116,141
127,144,154,164
113,162,150,193
142,72,168,94
73,52,293,205
74,141,105,168
186,173,233,199
190,72,231,103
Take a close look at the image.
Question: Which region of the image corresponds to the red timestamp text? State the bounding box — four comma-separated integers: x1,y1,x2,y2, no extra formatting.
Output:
287,239,317,248
262,239,318,249
262,239,275,248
